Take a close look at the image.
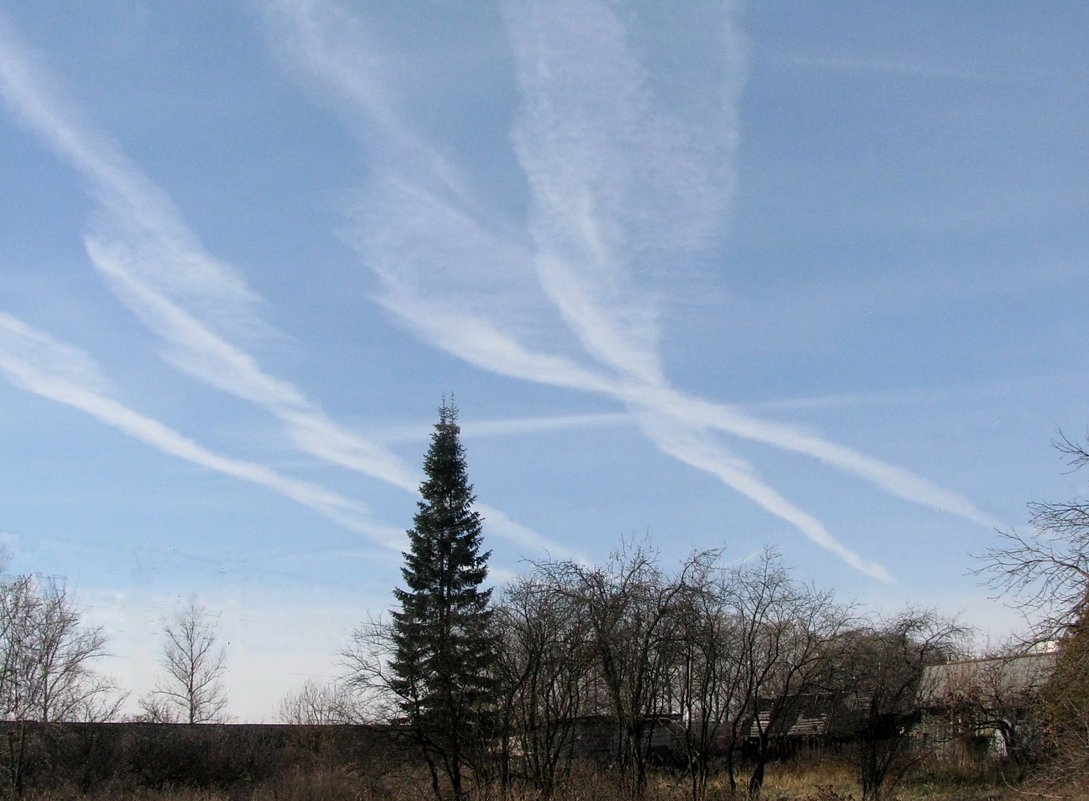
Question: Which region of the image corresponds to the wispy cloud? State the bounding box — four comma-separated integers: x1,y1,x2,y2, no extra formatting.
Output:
0,14,256,327
261,0,1000,579
507,0,1000,536
0,16,413,488
0,10,571,558
0,311,114,396
636,413,893,581
0,313,401,548
0,2,999,579
507,0,738,384
84,237,418,492
632,386,1003,530
464,412,632,439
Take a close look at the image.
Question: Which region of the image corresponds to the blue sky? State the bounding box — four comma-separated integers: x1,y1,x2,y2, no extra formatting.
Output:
0,1,1086,721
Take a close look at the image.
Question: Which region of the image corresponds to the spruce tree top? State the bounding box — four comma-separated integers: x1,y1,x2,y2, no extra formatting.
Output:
399,400,490,600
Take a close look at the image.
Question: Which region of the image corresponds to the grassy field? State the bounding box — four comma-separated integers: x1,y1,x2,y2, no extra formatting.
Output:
18,759,1041,801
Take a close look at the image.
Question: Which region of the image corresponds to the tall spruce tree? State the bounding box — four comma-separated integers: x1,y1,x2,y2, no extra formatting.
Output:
391,401,496,800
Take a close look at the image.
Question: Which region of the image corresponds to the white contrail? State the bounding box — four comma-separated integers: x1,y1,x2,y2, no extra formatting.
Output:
644,386,1003,529
85,237,418,492
637,414,893,581
0,18,414,490
0,15,254,314
0,13,569,557
262,0,1000,579
507,0,996,526
506,0,999,534
0,313,403,549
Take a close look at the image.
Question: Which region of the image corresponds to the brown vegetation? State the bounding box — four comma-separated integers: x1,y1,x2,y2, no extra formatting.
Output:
0,716,1056,801
2,755,1032,801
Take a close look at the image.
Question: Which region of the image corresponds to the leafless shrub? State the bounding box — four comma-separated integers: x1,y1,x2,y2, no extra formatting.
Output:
277,678,367,726
138,600,227,725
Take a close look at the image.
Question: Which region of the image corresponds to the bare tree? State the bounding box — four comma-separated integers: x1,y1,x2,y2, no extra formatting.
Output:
0,576,122,723
668,547,854,799
140,600,227,724
671,552,739,801
340,614,406,724
977,432,1089,790
134,692,179,724
733,552,852,798
978,432,1089,644
0,575,124,795
835,609,969,801
533,543,692,796
278,678,365,725
492,572,594,796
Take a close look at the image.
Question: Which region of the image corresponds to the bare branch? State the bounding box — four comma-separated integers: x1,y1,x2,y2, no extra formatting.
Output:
976,433,1089,643
142,599,228,724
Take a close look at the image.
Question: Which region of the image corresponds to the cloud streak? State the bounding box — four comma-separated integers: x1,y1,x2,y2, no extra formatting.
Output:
0,15,413,488
84,237,418,492
0,312,401,548
0,2,999,579
262,0,1000,579
636,413,893,581
0,10,572,558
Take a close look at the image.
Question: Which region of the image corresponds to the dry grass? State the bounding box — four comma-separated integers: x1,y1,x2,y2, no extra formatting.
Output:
18,758,1032,801
756,759,858,800
755,757,1023,801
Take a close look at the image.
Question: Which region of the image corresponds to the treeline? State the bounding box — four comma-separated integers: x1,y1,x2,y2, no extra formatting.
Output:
491,547,962,800
0,544,1074,801
332,544,971,801
4,411,1088,801
314,408,1088,801
0,547,1048,800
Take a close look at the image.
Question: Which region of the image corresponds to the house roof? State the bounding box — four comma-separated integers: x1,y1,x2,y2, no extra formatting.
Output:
916,652,1057,708
748,692,871,739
